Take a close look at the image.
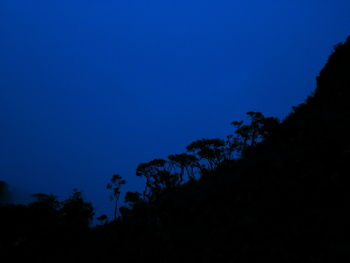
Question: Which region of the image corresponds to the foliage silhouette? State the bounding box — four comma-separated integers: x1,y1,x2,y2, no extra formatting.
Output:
0,180,10,205
106,174,126,220
186,138,226,172
168,153,200,181
60,189,94,228
136,158,182,202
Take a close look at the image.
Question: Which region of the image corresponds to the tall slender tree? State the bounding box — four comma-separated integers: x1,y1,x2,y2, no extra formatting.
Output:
107,174,126,220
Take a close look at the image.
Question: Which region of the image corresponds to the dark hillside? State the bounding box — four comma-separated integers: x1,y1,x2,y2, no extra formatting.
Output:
90,36,350,262
114,36,350,262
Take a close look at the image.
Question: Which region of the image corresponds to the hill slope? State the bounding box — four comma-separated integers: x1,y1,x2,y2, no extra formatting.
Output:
85,36,350,263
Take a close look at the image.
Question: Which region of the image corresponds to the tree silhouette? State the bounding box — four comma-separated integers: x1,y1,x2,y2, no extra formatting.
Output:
0,181,10,205
186,138,226,172
231,112,280,153
61,189,94,228
124,191,142,207
136,158,181,201
30,193,61,213
106,174,126,220
168,153,200,181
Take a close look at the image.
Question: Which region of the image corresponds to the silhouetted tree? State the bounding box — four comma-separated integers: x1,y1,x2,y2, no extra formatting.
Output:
0,181,10,205
259,116,280,140
136,158,181,201
29,193,61,221
231,112,280,153
106,174,126,220
61,189,94,228
168,153,200,181
225,134,242,160
121,191,143,217
124,191,142,207
186,138,226,172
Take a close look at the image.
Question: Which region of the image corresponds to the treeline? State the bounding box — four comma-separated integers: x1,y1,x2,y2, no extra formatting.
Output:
0,189,94,261
105,111,279,221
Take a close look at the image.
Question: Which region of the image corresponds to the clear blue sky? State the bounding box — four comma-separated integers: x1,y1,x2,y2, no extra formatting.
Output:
1,0,350,218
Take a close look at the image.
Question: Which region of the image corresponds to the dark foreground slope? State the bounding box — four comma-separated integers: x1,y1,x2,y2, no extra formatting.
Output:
2,37,350,262
86,37,350,263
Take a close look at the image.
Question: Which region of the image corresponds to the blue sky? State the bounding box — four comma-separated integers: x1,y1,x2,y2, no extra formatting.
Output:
1,0,350,218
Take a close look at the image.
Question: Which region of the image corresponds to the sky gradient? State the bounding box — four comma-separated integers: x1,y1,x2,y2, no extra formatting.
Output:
1,0,350,218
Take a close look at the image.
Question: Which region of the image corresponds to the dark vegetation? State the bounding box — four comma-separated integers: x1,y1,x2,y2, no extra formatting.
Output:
1,36,350,262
